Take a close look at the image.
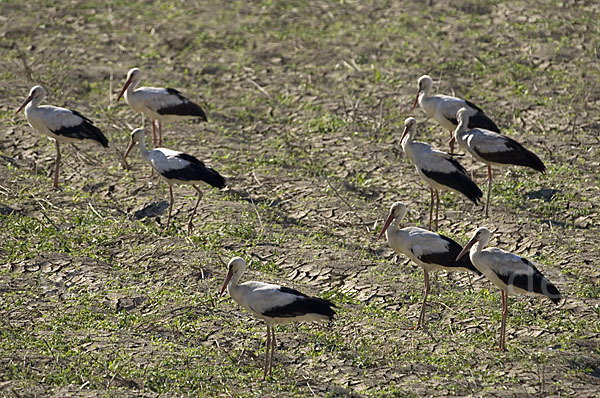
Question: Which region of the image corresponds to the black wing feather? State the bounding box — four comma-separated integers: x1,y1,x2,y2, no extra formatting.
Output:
443,99,501,132
418,234,481,274
262,286,336,319
497,258,561,304
161,153,226,188
422,168,483,204
53,110,109,147
463,100,500,133
473,136,545,172
157,88,207,120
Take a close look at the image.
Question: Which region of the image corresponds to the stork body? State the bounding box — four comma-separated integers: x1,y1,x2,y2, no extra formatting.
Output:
15,86,108,189
413,75,499,153
123,128,224,233
454,107,546,217
401,117,482,230
377,202,480,329
220,257,335,379
117,68,207,146
456,227,561,351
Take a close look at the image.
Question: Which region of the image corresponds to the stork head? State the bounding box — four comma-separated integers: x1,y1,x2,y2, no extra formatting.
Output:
377,201,407,241
16,85,46,114
220,257,247,296
456,107,472,125
413,75,433,109
456,227,491,261
117,67,141,101
451,107,472,149
129,127,145,143
122,128,146,165
400,117,417,143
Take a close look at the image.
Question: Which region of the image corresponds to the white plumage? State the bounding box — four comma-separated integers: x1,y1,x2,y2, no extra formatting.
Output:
456,227,561,351
117,67,207,146
413,75,500,153
15,85,108,189
220,257,335,379
123,128,225,233
401,117,482,230
377,202,480,328
454,107,546,217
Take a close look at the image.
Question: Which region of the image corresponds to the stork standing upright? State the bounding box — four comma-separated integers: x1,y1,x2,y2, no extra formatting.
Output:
412,75,500,153
456,227,561,351
453,107,546,217
15,85,109,189
400,117,482,230
123,128,225,233
117,67,207,147
377,202,481,329
220,257,335,380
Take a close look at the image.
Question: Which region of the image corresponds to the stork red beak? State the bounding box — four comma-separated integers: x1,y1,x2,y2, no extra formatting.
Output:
456,237,478,261
220,270,233,297
16,95,33,114
412,90,421,109
376,213,395,241
122,139,136,169
116,77,132,102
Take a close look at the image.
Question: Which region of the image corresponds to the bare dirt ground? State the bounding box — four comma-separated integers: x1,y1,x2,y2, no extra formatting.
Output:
1,0,599,396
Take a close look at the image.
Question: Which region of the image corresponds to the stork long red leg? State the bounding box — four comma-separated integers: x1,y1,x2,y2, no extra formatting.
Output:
166,185,174,230
416,270,430,329
152,120,157,147
486,165,493,218
269,326,276,377
500,290,508,352
53,140,61,189
158,121,163,147
263,325,271,380
187,186,204,234
429,188,434,230
435,189,440,231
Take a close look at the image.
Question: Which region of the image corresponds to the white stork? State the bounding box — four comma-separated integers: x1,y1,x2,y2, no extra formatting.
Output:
401,117,482,231
15,85,109,189
117,67,207,147
220,257,335,379
456,227,561,351
412,75,500,153
377,202,481,329
123,128,225,233
453,107,546,217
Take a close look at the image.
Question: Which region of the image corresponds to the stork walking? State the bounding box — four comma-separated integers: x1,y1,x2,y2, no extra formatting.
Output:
15,85,108,189
117,67,207,147
220,257,335,379
401,117,482,230
456,227,561,351
453,107,546,217
412,75,500,153
377,202,481,329
123,128,225,233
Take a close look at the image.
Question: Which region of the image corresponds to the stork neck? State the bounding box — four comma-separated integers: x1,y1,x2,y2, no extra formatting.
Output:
401,128,415,149
419,87,429,103
454,118,468,141
390,216,402,232
227,270,244,293
26,95,43,114
385,216,404,241
472,238,487,254
136,138,152,162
